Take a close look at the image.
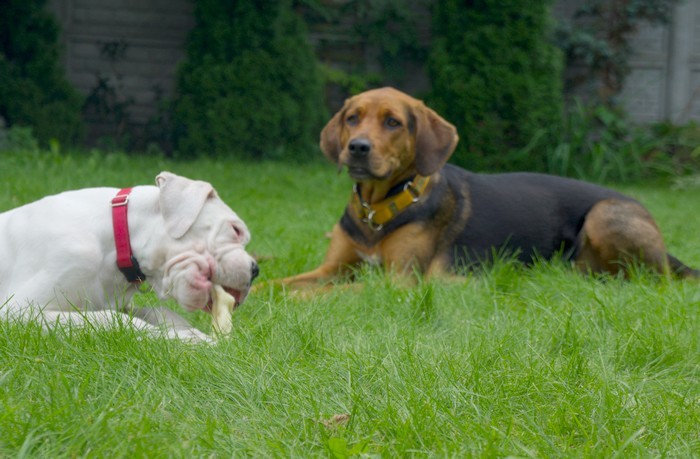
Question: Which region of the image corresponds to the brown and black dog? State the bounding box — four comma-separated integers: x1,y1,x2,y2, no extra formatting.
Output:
281,87,698,286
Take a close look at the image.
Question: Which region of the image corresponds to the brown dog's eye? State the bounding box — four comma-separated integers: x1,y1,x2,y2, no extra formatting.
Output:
385,117,401,128
346,114,359,125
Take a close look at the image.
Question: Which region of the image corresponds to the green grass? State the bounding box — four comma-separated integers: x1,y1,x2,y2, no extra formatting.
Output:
1,149,699,457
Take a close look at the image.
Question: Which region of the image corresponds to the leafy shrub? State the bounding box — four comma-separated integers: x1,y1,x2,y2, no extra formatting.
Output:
172,0,326,159
0,0,83,146
0,122,40,152
292,0,429,111
427,0,564,171
541,100,700,183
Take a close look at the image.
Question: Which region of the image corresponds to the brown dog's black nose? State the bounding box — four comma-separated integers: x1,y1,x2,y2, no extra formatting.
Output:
251,261,260,281
348,138,371,158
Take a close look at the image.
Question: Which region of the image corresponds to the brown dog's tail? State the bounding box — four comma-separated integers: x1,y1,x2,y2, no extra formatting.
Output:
667,254,700,278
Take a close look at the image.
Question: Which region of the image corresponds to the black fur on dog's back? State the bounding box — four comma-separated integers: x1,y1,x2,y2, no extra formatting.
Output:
444,165,633,267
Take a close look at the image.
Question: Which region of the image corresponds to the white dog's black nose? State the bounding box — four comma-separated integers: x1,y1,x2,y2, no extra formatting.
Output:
251,261,260,281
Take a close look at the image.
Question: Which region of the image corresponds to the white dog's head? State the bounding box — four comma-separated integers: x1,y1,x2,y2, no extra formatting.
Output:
154,172,258,312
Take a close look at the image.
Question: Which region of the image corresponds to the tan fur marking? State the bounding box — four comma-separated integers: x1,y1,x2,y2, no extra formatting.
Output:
574,199,669,277
379,223,438,276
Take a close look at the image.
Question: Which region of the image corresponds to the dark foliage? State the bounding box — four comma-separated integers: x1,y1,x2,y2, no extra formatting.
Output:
555,0,680,104
428,0,564,171
172,0,326,159
0,0,83,146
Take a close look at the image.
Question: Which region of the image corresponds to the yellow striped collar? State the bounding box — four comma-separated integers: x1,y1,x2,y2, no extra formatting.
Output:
351,175,431,231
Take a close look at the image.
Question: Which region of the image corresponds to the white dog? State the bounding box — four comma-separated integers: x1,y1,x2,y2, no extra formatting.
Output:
0,172,258,343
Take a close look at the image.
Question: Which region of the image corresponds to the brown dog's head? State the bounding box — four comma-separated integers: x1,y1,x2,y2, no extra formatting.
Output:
320,87,459,182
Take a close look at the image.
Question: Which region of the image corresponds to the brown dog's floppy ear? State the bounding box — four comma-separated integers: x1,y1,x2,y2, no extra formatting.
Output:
319,107,345,164
414,104,459,176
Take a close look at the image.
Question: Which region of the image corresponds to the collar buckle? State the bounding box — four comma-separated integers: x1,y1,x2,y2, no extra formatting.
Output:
403,180,421,203
111,194,129,207
360,203,383,232
355,185,384,231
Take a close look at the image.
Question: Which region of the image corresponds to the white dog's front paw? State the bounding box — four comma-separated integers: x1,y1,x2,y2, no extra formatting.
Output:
165,326,215,344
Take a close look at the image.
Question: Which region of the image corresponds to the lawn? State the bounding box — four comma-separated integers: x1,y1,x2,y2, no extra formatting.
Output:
1,149,699,457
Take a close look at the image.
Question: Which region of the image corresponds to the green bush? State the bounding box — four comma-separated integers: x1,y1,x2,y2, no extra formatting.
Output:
0,0,83,147
172,0,326,159
544,100,700,183
428,0,564,171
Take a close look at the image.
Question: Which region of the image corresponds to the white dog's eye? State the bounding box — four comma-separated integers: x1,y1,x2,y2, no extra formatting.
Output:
231,222,247,242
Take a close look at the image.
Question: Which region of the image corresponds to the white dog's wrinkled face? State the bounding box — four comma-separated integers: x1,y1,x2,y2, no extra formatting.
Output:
155,172,258,312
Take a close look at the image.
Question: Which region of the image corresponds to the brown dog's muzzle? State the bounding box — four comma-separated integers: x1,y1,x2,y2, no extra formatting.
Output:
345,137,382,180
348,137,372,158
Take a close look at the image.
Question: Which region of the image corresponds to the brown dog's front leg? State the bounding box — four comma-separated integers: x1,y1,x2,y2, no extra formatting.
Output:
379,223,441,284
280,223,362,287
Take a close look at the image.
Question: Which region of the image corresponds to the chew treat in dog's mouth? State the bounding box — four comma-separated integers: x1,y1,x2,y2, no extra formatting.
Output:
211,284,236,335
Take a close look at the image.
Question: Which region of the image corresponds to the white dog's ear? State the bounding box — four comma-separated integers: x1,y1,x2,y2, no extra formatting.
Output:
156,172,216,239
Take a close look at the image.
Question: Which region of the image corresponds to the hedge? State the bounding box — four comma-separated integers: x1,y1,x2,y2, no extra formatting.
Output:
428,0,564,171
0,0,83,146
172,0,326,159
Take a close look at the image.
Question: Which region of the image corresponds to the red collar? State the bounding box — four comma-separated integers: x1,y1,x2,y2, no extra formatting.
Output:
111,188,146,283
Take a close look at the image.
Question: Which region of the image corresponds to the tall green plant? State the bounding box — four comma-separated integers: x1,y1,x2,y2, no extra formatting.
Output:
301,0,428,96
0,0,83,146
428,0,564,172
172,0,325,159
544,100,700,183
